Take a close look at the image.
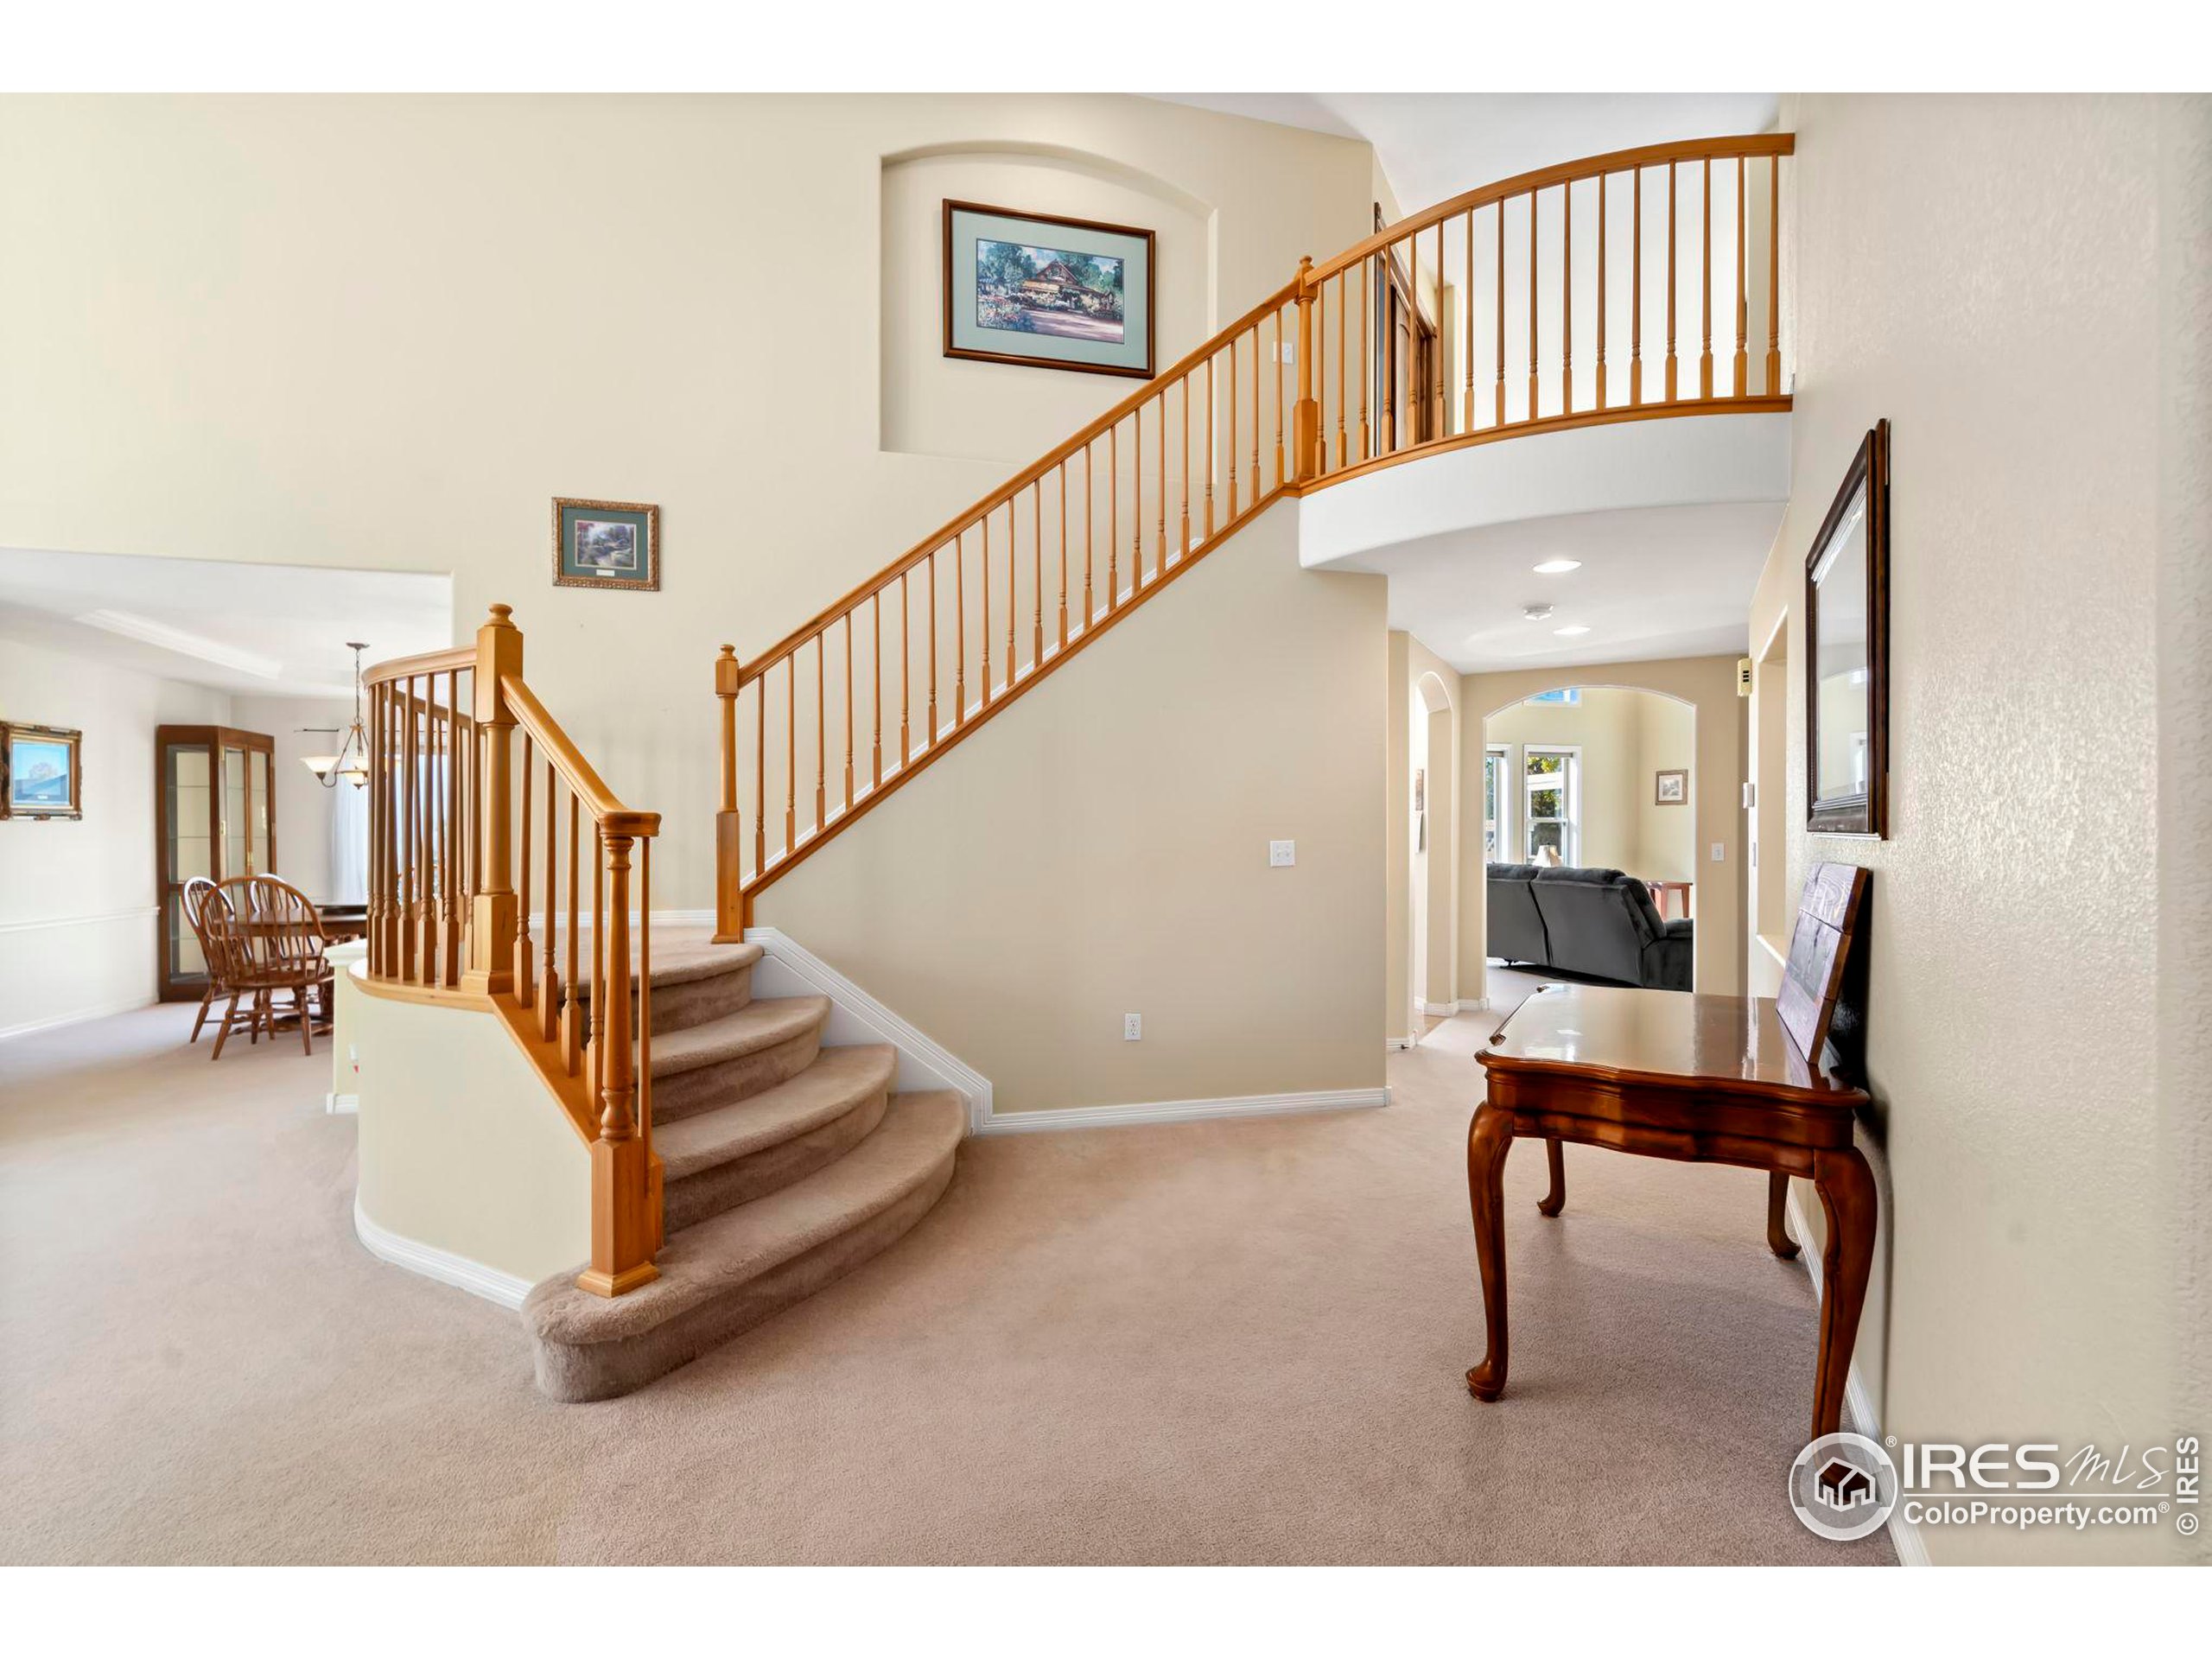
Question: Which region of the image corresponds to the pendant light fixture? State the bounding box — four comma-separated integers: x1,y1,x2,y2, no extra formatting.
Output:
301,642,372,789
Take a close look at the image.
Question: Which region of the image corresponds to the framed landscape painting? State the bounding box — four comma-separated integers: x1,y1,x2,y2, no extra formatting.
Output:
1,722,82,820
553,498,659,592
942,200,1155,379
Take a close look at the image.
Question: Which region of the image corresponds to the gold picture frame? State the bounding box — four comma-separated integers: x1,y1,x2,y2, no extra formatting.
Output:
552,497,661,592
1,722,84,820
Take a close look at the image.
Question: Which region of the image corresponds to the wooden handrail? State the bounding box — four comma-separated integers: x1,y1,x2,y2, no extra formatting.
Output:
712,134,1795,939
364,606,663,1299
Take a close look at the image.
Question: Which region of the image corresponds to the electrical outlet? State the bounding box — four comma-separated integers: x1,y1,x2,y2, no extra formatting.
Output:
1123,1013,1142,1041
1269,839,1296,867
1711,842,1726,863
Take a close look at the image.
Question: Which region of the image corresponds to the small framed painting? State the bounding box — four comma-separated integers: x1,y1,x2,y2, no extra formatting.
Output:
553,498,659,592
943,200,1155,379
1654,769,1688,806
1,723,83,820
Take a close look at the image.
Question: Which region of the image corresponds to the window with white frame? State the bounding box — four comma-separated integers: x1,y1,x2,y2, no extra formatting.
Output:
1484,745,1510,861
1523,746,1580,862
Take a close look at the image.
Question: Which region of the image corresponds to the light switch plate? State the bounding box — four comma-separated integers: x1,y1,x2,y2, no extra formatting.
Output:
1269,840,1296,867
1711,842,1726,863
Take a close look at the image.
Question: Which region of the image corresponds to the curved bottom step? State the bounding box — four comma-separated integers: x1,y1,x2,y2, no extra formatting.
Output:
523,1090,964,1402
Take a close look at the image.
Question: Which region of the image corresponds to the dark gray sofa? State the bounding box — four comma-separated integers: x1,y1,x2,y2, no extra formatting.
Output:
1485,862,1694,991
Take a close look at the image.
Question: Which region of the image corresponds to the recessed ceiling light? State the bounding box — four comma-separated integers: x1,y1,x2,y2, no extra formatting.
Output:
1533,559,1583,575
1554,625,1591,637
1522,604,1554,622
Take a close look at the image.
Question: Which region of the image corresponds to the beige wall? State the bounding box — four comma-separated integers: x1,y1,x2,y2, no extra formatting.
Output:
348,969,589,1287
757,501,1387,1116
229,695,355,906
0,626,230,1037
0,95,1376,916
1460,657,1746,1001
1751,94,2205,1564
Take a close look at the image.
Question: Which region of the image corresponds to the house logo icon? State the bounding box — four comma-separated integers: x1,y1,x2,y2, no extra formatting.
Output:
1789,1432,1899,1542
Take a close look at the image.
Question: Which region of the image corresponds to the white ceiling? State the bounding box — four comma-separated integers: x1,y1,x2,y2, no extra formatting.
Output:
1344,502,1786,675
0,549,453,699
1150,93,1780,216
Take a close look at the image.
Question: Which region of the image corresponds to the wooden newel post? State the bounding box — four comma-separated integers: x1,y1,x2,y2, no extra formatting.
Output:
462,603,523,996
579,828,658,1297
712,645,747,943
1293,256,1320,482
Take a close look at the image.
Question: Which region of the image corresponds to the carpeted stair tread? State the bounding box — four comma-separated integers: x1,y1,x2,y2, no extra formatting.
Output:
648,995,829,1079
524,1090,964,1348
654,1044,897,1179
575,938,761,995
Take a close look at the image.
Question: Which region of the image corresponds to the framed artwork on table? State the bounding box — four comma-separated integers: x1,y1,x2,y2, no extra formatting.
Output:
943,200,1155,379
553,498,660,592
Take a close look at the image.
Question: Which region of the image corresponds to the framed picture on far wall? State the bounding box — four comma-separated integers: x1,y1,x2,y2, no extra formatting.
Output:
1654,769,1688,805
943,200,1155,379
0,722,83,820
553,497,660,592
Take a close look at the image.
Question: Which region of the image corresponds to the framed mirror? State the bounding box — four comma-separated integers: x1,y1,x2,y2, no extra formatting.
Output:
1804,420,1890,837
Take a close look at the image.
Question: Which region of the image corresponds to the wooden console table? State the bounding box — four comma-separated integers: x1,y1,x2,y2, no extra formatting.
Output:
1467,982,1874,1442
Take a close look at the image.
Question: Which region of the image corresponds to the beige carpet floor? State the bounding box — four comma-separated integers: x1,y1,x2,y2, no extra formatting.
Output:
0,995,1892,1565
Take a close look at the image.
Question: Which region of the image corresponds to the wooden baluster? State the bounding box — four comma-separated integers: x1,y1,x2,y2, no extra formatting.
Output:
563,793,582,1073
1313,280,1326,475
1361,261,1372,457
753,676,766,876
1033,485,1044,667
443,673,461,984
1596,174,1608,410
1463,210,1475,431
814,632,825,833
1083,445,1095,624
1109,423,1120,613
1252,323,1262,489
515,730,535,1006
1495,204,1507,425
784,656,796,854
1293,257,1317,479
980,511,991,703
1767,156,1782,394
1700,157,1715,398
1382,243,1397,454
871,592,882,790
842,613,854,813
899,574,912,765
540,762,558,1044
463,604,520,998
1179,372,1192,548
366,683,381,975
1058,460,1069,648
1527,195,1540,419
1273,305,1284,486
1562,181,1573,414
926,549,938,745
714,645,742,940
1333,279,1346,467
1130,404,1141,594
1205,356,1217,538
591,824,603,1103
1154,392,1166,573
402,673,418,982
1666,160,1679,401
579,823,653,1298
639,836,655,1250
1632,168,1644,405
1433,219,1446,438
957,528,969,724
1733,154,1749,397
1007,499,1019,686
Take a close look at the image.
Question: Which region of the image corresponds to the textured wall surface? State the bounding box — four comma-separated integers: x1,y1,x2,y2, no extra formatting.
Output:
1750,94,2200,1564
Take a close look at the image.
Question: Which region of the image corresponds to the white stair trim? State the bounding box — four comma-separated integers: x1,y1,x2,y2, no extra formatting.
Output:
979,1086,1389,1135
742,927,993,1132
1784,1182,1929,1567
353,1196,531,1312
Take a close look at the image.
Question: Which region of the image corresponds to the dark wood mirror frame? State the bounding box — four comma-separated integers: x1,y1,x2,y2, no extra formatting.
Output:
1804,420,1890,837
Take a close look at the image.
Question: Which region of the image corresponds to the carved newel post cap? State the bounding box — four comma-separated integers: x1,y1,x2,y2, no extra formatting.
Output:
487,603,514,623
717,644,736,658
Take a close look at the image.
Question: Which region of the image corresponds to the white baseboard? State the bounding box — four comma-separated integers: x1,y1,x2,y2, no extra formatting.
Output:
1456,998,1491,1014
1386,1036,1414,1052
743,927,993,1132
327,1092,359,1115
1786,1183,1929,1567
1419,1000,1459,1016
353,1195,531,1312
979,1086,1389,1135
0,992,158,1043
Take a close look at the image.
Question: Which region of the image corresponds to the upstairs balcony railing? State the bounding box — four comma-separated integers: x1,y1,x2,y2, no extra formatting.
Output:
711,133,1794,936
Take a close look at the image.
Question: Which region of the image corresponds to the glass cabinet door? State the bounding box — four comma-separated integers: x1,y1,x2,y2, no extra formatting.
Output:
163,740,214,990
248,747,270,874
157,727,276,1000
223,745,248,879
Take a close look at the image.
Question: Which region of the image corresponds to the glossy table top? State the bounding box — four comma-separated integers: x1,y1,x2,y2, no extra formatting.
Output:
1478,983,1864,1102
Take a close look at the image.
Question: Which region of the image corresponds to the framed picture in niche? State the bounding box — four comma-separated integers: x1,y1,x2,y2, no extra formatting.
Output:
942,200,1155,379
1,722,83,820
1804,421,1891,837
553,498,659,592
1654,769,1688,805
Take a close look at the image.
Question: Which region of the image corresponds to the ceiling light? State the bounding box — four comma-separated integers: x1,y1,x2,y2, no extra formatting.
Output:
1554,625,1591,637
1532,559,1582,575
1522,604,1554,622
300,643,373,789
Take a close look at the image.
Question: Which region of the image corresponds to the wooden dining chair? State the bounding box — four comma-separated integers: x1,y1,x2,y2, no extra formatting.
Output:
181,875,229,1045
194,883,271,1059
207,875,333,1058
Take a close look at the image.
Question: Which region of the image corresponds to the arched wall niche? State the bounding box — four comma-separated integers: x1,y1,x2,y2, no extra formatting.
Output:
880,142,1215,465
